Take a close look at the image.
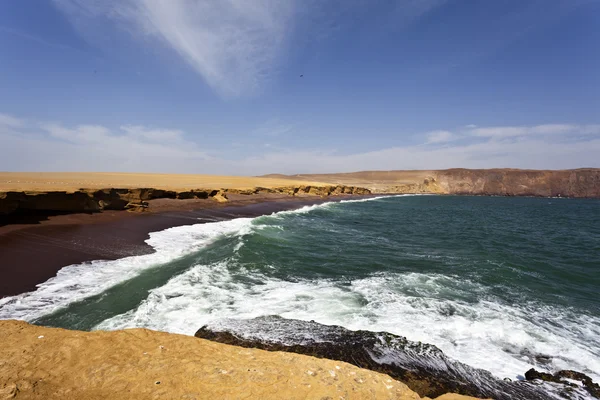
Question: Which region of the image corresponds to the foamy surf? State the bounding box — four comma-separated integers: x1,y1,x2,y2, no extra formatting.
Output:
1,193,598,397
268,194,421,217
95,261,600,383
0,217,255,321
0,195,397,320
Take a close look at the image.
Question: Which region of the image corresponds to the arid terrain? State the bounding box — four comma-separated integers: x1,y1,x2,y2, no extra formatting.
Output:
0,172,330,192
2,169,599,219
0,172,368,217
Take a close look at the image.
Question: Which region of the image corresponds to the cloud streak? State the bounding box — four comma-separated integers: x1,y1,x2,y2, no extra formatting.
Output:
1,113,599,175
52,0,450,97
425,130,457,144
0,113,23,128
53,0,295,97
470,124,600,138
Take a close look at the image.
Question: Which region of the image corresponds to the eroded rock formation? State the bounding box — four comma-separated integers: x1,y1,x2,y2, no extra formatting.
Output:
0,185,371,217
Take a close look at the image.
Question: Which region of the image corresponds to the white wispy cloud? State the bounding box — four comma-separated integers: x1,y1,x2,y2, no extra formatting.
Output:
252,118,294,137
2,115,599,175
469,124,594,138
52,0,449,97
39,122,203,157
53,0,295,97
4,121,211,172
0,113,23,128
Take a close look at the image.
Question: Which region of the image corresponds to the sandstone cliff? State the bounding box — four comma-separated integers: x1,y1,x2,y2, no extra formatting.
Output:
0,321,481,400
0,185,371,217
266,168,600,198
0,172,372,218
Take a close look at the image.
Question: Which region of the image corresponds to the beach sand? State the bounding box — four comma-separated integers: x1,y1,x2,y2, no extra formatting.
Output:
0,194,356,298
0,172,371,298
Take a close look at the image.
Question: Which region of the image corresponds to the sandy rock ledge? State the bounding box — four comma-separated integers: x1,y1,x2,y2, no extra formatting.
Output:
0,321,481,400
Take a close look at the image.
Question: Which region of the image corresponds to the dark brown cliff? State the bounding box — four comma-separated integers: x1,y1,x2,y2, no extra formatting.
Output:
434,168,600,198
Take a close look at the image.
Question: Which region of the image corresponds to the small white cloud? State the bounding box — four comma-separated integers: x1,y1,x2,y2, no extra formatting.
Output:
42,123,112,144
470,124,578,138
425,130,456,144
120,125,185,143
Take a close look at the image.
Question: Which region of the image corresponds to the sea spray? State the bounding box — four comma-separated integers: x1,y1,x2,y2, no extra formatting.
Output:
1,195,598,392
195,316,598,400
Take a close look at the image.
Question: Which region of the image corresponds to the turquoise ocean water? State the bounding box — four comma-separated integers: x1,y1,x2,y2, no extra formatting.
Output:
1,195,599,383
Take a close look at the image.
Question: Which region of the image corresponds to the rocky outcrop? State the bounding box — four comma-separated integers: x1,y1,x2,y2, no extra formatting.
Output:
0,188,217,215
224,184,370,197
525,368,600,398
0,185,371,217
0,320,481,400
195,316,598,400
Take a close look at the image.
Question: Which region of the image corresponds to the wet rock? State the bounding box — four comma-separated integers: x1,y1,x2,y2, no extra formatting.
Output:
526,368,600,398
195,316,565,400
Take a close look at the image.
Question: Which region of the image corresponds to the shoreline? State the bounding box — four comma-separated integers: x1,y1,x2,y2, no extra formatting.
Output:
1,193,599,399
0,194,370,298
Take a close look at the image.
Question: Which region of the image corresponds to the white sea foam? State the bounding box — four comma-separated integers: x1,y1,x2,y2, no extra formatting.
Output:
2,193,598,386
96,261,600,382
0,218,255,321
270,194,420,217
0,196,401,320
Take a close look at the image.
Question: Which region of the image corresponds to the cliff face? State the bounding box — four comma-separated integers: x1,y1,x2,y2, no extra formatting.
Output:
2,168,597,218
268,169,600,198
0,185,371,217
0,321,480,400
433,169,600,198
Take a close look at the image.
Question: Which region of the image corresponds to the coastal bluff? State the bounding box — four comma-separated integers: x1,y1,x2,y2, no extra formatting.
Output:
0,172,370,217
266,168,600,198
0,320,482,400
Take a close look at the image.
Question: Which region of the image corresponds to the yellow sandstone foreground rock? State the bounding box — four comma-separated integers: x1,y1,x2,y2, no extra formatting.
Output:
0,321,481,400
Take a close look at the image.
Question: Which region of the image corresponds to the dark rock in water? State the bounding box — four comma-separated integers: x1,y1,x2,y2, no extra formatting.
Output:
526,368,600,398
195,316,597,400
525,368,555,381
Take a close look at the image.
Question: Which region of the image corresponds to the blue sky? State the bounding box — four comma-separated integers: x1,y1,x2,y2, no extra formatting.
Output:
0,0,599,174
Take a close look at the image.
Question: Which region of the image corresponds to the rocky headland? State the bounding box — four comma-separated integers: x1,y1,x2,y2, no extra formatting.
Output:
266,168,600,198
